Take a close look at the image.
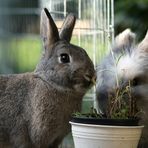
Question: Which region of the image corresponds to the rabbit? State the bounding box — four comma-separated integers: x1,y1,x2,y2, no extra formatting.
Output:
0,8,95,148
96,28,148,147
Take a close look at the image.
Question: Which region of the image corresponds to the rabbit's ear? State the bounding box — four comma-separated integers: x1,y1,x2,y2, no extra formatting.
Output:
59,13,76,42
114,28,136,51
40,8,59,53
138,31,148,52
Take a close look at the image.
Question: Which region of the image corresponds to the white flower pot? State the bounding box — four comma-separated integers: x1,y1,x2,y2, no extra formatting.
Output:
70,121,144,148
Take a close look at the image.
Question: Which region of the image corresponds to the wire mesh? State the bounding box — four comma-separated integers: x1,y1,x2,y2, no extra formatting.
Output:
40,0,114,105
0,0,114,115
40,0,114,147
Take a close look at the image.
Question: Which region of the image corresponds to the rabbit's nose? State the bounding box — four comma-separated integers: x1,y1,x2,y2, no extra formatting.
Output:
92,75,97,85
84,73,96,85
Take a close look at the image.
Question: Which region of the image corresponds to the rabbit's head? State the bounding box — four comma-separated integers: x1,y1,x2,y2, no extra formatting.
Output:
35,8,95,93
96,29,148,113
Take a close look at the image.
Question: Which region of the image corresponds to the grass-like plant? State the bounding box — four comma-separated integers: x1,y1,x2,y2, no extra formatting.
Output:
73,81,140,119
106,80,139,119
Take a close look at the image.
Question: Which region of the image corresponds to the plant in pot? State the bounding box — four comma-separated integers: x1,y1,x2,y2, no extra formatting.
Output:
70,80,144,148
69,29,145,148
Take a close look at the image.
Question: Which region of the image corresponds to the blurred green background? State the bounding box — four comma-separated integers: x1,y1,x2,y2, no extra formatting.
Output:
115,0,148,41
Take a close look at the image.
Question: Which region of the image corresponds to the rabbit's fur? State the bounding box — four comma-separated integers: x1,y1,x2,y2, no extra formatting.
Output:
0,8,95,148
96,29,148,147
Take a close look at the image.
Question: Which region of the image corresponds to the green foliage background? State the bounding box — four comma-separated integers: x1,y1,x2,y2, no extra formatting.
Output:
115,0,148,40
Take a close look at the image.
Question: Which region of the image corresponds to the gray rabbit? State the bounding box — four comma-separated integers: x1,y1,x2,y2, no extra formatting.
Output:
0,8,95,148
96,29,148,147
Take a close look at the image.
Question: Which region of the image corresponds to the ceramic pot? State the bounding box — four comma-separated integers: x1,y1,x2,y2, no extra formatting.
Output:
70,118,144,148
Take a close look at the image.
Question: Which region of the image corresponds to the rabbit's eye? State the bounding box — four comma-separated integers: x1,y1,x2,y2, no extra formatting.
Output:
60,53,70,63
